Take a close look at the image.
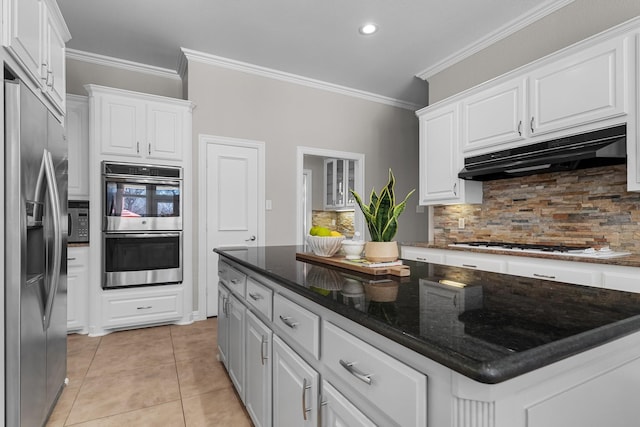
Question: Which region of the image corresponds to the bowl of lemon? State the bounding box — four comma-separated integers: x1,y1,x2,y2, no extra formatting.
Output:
306,226,345,257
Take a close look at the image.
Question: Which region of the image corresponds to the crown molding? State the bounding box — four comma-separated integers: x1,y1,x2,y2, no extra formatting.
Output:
66,49,182,80
180,48,421,110
416,0,575,80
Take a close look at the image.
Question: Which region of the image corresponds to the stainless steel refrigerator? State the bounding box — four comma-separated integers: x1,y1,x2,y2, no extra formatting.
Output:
4,78,68,426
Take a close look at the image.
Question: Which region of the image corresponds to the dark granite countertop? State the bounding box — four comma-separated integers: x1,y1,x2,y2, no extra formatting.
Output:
215,245,640,384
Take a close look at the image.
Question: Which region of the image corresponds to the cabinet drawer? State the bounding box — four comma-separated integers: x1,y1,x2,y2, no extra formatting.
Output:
602,270,640,293
273,294,319,359
507,261,600,286
219,260,247,297
102,289,183,328
67,246,89,269
246,277,273,320
323,322,427,427
401,246,445,264
446,253,506,273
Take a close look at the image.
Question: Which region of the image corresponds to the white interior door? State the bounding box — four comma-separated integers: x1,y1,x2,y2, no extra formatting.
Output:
202,137,264,317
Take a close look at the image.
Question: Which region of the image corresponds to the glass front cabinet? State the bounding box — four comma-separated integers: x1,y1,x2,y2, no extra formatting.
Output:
324,159,355,210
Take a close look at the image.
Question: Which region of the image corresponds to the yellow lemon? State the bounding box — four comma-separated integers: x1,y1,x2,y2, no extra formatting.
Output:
330,231,343,237
316,227,332,236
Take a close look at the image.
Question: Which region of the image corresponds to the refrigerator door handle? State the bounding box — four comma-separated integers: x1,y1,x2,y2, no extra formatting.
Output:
36,150,63,330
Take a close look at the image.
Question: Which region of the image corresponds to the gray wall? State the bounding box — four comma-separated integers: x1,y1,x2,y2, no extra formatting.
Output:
186,60,425,248
66,58,183,98
428,0,640,103
303,155,326,211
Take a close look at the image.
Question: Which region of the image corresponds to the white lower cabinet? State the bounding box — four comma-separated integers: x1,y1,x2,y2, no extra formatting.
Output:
507,259,600,286
446,252,507,273
272,335,319,427
401,246,446,264
217,284,230,366
67,246,89,333
245,311,272,427
320,380,375,427
322,321,427,427
100,286,183,329
227,294,246,401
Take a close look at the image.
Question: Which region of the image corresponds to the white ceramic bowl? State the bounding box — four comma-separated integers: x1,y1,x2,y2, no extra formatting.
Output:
306,235,345,257
341,240,366,259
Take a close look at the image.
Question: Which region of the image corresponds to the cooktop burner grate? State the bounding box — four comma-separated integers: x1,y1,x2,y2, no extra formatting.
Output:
456,241,591,253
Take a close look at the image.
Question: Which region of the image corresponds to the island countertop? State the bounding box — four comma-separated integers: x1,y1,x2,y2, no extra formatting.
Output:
214,245,640,384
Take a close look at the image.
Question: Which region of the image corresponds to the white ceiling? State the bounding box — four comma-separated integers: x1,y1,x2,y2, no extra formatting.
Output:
57,0,570,107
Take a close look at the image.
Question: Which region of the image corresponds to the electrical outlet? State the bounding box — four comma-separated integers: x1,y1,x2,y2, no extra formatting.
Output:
458,218,465,229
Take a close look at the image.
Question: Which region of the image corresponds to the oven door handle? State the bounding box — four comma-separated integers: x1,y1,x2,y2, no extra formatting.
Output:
102,175,182,186
104,232,182,239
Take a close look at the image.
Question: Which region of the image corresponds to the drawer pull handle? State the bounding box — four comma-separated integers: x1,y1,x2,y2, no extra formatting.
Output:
416,257,426,261
533,273,556,279
339,359,372,385
249,292,264,301
67,257,76,261
260,335,268,365
302,378,312,420
137,306,152,310
279,315,299,329
462,264,477,268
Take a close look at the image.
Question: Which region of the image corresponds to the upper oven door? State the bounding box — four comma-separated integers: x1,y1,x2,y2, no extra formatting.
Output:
103,175,182,231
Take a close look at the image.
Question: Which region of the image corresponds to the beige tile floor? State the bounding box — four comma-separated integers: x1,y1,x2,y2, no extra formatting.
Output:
46,318,253,426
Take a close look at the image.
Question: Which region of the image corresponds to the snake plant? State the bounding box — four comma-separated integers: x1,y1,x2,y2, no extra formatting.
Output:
350,169,415,242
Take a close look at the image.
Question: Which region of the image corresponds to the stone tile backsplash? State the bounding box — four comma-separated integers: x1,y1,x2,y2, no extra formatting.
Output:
433,165,640,253
312,210,355,236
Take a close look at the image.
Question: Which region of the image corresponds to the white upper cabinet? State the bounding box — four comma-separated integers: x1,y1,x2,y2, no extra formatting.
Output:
462,77,528,152
66,95,90,199
40,0,67,113
98,94,146,157
529,35,629,136
3,0,70,115
418,19,640,200
417,103,482,205
324,158,356,210
86,85,192,164
4,0,42,85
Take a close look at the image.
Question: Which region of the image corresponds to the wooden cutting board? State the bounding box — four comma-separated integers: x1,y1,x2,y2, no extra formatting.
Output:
295,252,410,277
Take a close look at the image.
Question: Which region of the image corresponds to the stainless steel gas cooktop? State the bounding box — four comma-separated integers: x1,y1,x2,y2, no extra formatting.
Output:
449,241,631,259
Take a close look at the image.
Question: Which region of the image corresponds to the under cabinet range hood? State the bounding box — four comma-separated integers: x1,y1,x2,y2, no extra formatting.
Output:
458,124,626,181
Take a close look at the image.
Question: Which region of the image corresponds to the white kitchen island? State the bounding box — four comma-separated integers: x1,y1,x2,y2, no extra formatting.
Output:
215,246,640,427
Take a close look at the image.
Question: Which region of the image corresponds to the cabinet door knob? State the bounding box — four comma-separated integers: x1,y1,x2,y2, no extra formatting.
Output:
148,143,151,155
136,141,140,153
530,117,535,133
245,235,256,242
517,120,522,136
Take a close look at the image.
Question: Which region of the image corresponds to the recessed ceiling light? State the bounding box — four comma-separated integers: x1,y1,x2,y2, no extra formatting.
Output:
359,23,378,35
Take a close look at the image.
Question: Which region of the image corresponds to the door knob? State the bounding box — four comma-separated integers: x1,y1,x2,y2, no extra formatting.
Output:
245,235,256,242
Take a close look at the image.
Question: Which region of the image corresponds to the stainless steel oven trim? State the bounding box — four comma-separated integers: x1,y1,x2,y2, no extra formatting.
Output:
102,161,183,232
103,216,182,232
102,175,182,186
102,231,183,288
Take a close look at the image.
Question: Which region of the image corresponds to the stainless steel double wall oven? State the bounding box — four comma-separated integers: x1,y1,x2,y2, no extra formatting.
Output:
102,161,183,288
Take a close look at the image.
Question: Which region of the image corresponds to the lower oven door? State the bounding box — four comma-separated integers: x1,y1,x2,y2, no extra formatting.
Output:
103,232,182,288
